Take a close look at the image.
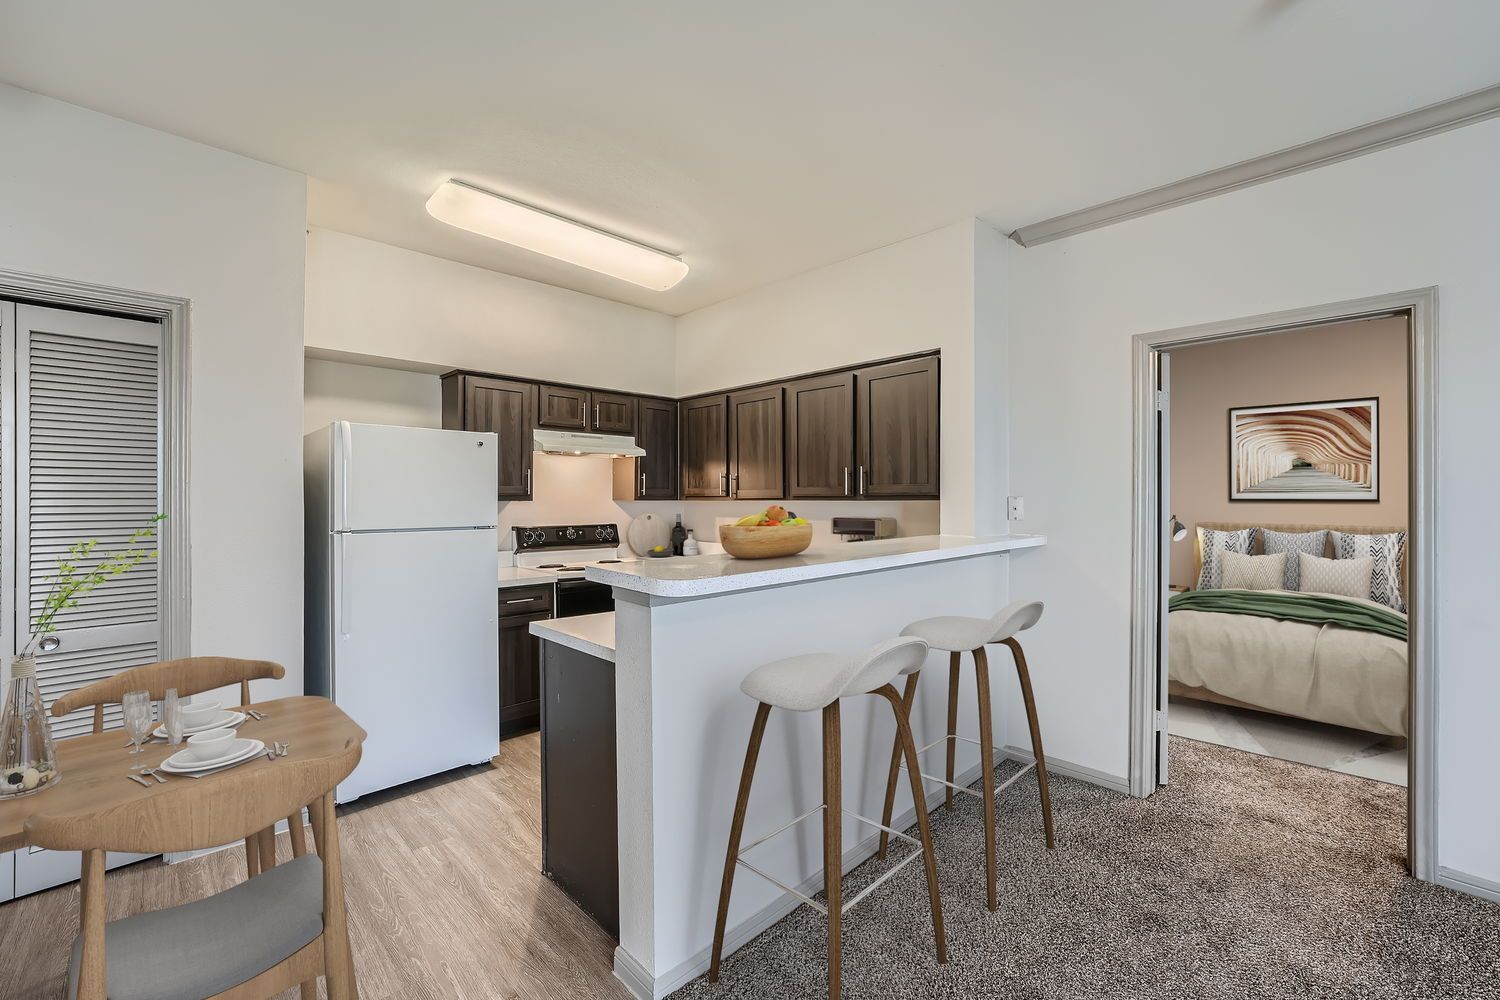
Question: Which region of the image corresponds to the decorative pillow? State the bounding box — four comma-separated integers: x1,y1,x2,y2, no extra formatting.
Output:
1262,529,1328,591
1331,530,1407,612
1196,527,1257,590
1299,552,1373,601
1221,551,1287,591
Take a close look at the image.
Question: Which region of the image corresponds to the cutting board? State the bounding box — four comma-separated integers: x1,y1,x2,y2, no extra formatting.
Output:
625,512,673,557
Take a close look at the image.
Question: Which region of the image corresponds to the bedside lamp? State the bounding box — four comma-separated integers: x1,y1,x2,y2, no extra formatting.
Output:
1169,516,1188,543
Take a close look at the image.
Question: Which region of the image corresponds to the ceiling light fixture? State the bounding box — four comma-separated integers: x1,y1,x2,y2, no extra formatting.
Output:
425,179,688,291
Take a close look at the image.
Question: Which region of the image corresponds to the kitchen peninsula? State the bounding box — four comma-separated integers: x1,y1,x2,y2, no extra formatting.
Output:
541,533,1044,999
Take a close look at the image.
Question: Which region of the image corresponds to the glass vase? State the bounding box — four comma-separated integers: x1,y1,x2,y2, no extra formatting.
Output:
0,654,61,797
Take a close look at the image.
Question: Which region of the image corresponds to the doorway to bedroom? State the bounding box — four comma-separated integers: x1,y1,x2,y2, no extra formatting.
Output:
1131,290,1436,879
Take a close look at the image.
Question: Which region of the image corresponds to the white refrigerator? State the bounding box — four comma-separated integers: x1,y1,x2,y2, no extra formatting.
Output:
305,421,500,802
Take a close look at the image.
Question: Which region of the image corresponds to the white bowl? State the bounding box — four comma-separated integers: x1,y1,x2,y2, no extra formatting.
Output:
185,727,237,762
180,700,223,729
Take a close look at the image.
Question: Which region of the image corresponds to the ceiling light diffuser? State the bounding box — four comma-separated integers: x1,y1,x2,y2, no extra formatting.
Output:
425,180,688,290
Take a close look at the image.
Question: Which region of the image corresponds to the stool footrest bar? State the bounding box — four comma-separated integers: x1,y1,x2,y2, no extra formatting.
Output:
735,858,829,916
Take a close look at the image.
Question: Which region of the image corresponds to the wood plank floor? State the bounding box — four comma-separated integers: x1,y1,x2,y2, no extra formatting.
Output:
0,733,630,1000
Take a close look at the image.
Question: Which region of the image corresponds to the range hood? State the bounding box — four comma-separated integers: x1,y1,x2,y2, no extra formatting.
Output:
533,428,646,458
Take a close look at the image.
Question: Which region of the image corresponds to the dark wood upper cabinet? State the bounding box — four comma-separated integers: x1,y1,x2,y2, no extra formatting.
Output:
636,398,678,499
728,386,785,500
679,394,729,497
591,391,637,435
856,357,940,498
537,384,591,430
442,374,534,500
613,396,678,501
785,371,855,499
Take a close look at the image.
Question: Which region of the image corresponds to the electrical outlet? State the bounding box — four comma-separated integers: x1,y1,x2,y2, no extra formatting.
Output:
1007,496,1025,520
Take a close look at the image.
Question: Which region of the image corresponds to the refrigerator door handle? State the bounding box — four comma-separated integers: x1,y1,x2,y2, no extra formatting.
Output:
337,533,351,638
337,420,353,531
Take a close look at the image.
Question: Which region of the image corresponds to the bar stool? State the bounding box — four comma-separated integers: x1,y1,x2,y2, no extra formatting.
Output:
709,637,947,999
876,600,1054,912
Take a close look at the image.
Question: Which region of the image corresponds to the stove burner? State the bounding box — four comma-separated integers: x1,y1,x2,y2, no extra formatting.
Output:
596,559,622,564
536,563,566,569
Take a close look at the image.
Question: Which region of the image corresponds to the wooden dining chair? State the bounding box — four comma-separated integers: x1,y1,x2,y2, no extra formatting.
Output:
49,656,294,879
50,656,287,733
25,735,362,1000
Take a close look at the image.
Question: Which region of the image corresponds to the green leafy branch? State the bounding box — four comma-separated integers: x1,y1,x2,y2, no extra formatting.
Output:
25,514,165,657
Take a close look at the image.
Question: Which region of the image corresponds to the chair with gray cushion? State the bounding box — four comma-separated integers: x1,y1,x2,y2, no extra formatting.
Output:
877,600,1053,912
28,735,363,1000
709,637,947,1000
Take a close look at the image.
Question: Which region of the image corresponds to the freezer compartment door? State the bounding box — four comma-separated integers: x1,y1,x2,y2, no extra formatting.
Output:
333,422,498,531
332,528,499,801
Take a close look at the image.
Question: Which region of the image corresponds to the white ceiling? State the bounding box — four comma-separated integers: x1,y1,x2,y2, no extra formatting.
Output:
2,2,1497,315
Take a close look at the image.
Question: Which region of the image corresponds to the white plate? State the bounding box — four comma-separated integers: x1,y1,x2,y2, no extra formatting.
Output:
153,710,246,739
160,738,265,774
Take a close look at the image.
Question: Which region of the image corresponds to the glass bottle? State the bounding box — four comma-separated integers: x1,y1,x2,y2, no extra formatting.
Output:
0,654,61,797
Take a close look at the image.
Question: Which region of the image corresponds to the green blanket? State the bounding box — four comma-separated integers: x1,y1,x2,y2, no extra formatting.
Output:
1168,589,1407,642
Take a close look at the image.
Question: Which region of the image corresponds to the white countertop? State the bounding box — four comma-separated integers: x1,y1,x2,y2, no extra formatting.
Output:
498,566,554,589
584,533,1045,599
530,612,615,662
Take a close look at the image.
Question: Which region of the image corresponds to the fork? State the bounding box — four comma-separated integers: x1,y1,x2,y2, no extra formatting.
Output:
140,768,168,784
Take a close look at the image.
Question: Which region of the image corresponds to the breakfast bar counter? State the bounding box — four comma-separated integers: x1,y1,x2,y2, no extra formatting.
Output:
587,534,1045,998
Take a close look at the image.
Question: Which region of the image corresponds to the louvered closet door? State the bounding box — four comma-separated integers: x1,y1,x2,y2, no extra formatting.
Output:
14,304,163,741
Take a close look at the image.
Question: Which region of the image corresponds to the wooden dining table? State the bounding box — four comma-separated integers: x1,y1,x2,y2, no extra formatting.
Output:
0,695,365,853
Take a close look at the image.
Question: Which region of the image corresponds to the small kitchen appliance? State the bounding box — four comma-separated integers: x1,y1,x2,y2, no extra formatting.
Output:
831,516,897,542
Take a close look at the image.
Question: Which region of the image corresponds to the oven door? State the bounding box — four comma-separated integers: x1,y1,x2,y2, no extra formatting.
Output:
555,578,615,618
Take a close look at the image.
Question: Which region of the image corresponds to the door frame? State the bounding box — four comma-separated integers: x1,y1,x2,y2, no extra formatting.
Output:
1128,288,1438,883
0,267,191,663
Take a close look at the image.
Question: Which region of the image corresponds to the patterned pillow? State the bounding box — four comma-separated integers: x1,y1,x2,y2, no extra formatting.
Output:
1221,551,1286,591
1196,526,1257,590
1331,530,1407,612
1300,552,1373,601
1262,529,1328,591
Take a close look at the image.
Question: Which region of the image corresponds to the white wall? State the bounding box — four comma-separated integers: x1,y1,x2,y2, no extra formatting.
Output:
0,83,307,697
675,219,1007,535
1006,118,1500,886
304,357,442,432
305,228,677,396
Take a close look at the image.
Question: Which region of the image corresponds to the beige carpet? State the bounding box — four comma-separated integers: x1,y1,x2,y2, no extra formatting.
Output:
675,736,1500,999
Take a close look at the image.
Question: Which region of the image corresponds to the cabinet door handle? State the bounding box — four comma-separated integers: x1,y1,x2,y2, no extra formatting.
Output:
505,597,538,604
721,471,729,496
640,471,646,496
594,403,600,428
858,465,866,495
525,468,532,496
843,467,850,496
731,473,740,497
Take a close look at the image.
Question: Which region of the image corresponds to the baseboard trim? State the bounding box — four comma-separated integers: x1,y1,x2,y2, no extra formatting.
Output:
613,746,1129,997
1009,82,1500,246
1002,745,1132,795
1435,865,1500,905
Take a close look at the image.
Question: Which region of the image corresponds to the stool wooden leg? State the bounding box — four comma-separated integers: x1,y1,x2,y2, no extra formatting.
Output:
709,702,772,983
945,651,960,810
973,646,1000,911
877,673,919,860
1004,637,1055,850
822,701,842,1000
874,684,948,965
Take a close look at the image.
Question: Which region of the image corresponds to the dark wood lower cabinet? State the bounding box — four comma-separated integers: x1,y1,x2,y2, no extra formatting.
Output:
499,585,554,737
540,639,619,939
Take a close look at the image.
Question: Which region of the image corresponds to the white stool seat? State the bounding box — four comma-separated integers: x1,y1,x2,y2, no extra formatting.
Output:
899,600,1044,659
739,637,929,712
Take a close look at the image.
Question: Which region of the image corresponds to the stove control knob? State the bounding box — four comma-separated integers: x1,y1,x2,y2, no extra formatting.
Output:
595,526,607,540
565,527,577,541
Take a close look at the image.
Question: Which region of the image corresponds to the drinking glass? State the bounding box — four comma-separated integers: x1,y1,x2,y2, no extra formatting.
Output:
163,688,183,746
122,690,152,757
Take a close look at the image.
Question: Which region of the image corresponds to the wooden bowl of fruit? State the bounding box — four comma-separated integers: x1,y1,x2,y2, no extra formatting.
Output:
719,507,814,559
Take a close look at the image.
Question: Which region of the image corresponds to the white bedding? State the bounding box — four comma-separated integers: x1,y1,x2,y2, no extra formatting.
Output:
1168,589,1408,737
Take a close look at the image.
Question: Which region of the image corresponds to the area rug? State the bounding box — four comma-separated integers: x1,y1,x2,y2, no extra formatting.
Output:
671,736,1500,999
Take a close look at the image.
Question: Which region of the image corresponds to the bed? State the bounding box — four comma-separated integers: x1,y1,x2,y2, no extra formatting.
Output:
1168,521,1409,739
